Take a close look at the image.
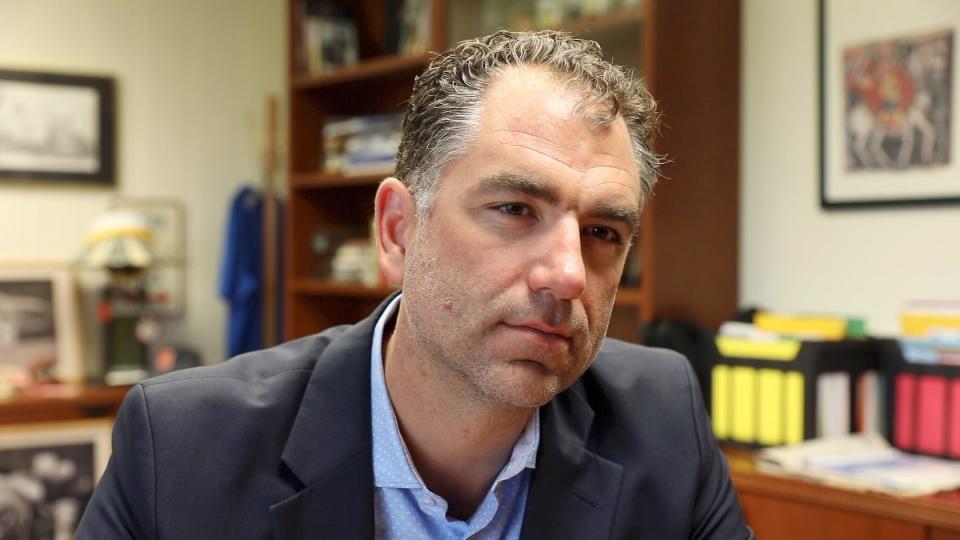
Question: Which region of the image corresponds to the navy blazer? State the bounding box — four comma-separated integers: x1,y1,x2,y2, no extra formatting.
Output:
78,296,752,539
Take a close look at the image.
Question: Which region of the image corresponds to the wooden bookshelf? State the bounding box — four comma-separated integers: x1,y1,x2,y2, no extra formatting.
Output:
285,0,739,343
292,53,432,90
290,171,391,190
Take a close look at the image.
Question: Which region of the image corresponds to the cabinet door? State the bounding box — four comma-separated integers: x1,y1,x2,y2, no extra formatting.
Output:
739,493,925,540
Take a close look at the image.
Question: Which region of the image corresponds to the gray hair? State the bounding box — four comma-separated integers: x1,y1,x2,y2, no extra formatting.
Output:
394,29,661,218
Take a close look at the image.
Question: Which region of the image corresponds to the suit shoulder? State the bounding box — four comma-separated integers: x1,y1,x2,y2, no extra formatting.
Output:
578,338,700,418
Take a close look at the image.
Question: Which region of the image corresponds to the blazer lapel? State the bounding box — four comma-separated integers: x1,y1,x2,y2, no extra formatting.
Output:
520,384,624,540
270,294,399,540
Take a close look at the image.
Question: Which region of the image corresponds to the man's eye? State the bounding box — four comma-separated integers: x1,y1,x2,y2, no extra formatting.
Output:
493,203,530,217
585,225,622,244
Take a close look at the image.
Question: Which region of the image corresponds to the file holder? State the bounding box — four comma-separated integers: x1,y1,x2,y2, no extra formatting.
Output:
879,339,960,459
709,339,881,448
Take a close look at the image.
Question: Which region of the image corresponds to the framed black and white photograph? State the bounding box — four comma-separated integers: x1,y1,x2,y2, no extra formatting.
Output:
0,265,82,385
0,70,115,184
820,0,959,208
0,420,112,539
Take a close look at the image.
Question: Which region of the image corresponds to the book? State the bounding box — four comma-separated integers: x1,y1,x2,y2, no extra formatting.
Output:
322,113,403,175
901,301,960,338
754,311,855,341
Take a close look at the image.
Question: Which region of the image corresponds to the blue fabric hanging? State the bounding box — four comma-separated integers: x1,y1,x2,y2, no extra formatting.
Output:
219,186,263,358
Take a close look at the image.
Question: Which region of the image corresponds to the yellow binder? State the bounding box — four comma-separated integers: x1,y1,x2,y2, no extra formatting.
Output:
711,365,730,438
731,366,756,443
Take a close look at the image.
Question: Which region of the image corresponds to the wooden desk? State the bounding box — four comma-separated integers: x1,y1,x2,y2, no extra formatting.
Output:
726,447,960,539
0,384,129,425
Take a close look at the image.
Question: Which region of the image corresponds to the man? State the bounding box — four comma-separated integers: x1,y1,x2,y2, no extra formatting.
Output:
78,30,752,539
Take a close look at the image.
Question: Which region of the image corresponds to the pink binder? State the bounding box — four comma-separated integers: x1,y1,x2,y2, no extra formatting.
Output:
950,379,960,458
894,374,916,450
917,375,947,455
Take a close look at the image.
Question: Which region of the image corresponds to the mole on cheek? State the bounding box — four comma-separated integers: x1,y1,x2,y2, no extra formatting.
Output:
441,298,453,311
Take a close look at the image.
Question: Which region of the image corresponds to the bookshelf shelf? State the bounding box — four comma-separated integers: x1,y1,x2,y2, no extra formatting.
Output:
292,54,432,90
291,172,390,190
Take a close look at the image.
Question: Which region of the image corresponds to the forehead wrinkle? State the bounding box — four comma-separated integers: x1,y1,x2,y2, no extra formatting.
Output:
488,126,591,168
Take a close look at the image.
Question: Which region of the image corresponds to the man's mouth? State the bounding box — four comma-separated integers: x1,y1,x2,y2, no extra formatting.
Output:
509,321,571,339
500,322,573,355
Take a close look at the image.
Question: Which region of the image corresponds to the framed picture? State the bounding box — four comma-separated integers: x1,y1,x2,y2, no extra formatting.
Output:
109,198,187,318
0,265,82,384
0,70,115,184
820,0,959,208
0,419,112,538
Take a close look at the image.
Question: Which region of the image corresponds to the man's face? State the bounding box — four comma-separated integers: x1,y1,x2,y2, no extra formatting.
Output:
398,67,641,410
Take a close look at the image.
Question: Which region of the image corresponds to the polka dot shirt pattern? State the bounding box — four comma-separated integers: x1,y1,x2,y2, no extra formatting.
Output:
370,295,539,539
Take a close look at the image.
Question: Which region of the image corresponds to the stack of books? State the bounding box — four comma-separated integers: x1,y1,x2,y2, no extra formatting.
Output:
322,113,403,176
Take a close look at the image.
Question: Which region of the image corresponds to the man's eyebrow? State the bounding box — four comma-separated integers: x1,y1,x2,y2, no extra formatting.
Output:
473,172,561,205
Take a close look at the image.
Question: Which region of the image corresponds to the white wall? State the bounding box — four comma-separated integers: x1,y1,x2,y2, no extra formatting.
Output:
0,0,285,369
741,0,960,335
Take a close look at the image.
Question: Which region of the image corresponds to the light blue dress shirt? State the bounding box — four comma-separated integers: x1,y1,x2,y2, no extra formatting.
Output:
370,295,540,539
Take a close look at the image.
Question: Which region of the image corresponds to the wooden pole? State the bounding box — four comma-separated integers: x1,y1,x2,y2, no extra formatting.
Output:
262,96,279,347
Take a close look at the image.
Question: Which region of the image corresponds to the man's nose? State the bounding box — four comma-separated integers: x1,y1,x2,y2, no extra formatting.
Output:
527,217,587,300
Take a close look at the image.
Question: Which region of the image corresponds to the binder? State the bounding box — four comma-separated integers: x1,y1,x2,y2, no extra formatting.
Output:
951,379,960,458
894,373,916,450
784,372,804,444
710,338,879,448
731,366,756,443
758,369,784,446
916,375,947,455
711,364,730,439
880,339,960,460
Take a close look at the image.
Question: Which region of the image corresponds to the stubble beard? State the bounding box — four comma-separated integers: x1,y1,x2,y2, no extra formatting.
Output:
399,237,610,411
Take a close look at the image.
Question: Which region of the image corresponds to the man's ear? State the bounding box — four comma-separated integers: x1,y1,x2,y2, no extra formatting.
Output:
374,178,415,285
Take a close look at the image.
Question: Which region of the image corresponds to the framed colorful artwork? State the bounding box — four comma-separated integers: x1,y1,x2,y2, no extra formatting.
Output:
820,0,958,207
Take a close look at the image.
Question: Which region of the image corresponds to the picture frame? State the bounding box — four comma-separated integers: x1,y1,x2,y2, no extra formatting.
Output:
820,0,959,208
0,69,115,184
0,265,83,384
0,419,113,538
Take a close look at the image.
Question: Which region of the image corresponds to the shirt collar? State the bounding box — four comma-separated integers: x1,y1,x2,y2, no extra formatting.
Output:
369,294,539,489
